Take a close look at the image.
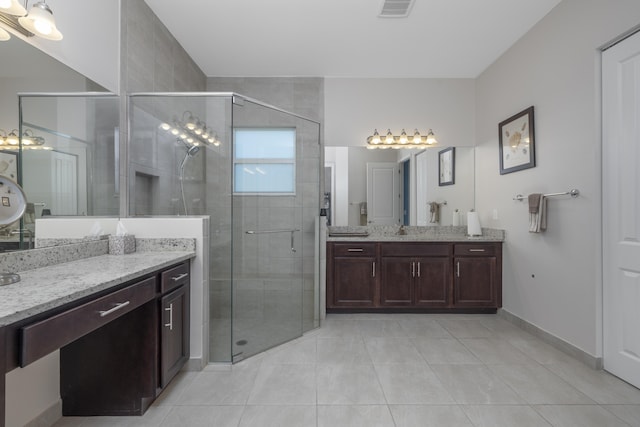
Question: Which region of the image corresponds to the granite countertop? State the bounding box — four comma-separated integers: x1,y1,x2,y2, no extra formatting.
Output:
0,250,194,327
327,225,504,242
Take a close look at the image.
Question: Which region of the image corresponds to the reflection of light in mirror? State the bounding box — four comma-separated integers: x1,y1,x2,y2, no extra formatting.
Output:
243,167,255,175
255,167,266,175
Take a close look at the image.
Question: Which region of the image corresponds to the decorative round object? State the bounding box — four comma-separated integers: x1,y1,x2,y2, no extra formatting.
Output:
0,176,27,226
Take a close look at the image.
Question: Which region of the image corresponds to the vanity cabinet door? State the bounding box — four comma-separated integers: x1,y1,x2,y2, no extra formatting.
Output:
380,257,413,306
413,257,450,307
331,257,377,307
327,243,377,308
160,284,189,389
453,243,502,308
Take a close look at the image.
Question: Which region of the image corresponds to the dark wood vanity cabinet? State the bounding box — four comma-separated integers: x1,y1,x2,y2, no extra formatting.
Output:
327,243,377,307
327,241,501,312
380,243,451,307
454,243,502,308
159,262,190,390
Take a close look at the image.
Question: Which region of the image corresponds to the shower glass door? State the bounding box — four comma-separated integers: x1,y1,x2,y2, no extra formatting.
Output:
231,98,320,361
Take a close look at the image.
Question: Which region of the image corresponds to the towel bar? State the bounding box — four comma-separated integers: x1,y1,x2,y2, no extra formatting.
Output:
513,189,579,201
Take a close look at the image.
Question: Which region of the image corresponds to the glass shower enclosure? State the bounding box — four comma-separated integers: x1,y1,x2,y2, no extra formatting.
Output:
128,93,321,363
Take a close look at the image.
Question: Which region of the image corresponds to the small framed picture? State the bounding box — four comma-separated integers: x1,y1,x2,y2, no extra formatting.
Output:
438,146,455,186
499,106,535,174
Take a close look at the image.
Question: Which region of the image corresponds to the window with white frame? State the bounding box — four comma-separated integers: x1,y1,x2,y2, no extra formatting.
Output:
233,128,296,194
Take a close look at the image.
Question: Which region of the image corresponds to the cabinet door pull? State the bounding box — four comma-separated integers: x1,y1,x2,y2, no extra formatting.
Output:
164,303,174,330
469,249,486,252
347,248,364,252
411,261,415,277
417,262,421,277
172,273,189,282
372,261,376,277
456,262,460,278
98,301,130,318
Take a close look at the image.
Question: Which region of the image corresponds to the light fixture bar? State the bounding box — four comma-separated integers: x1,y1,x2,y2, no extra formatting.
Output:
366,128,439,149
0,12,33,37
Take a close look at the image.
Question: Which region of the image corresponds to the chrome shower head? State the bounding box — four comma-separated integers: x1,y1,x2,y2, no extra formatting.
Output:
187,145,200,157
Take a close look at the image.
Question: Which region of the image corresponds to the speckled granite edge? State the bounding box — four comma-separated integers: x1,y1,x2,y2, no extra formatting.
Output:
327,225,505,242
135,238,196,252
0,240,109,273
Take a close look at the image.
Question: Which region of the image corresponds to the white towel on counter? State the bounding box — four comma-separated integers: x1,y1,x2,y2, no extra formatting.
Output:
528,193,547,233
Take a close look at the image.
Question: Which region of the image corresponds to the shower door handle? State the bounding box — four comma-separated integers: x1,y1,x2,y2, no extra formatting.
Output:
245,228,300,253
245,229,300,234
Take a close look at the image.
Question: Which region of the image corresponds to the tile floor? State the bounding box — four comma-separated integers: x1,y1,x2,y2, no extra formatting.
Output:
53,313,640,426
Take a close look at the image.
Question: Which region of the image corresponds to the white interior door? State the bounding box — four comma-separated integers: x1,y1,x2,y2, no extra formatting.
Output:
603,30,640,388
366,162,400,225
51,152,78,215
415,150,429,226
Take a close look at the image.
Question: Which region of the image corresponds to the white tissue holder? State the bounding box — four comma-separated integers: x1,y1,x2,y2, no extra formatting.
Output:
108,234,136,255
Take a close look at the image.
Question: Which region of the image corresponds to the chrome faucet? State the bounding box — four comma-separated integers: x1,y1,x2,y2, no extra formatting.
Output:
398,225,406,235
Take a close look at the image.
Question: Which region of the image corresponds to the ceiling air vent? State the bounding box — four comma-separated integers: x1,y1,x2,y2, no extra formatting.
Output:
378,0,416,18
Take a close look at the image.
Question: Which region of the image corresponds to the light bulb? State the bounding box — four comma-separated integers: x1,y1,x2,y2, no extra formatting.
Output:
412,129,422,144
370,129,381,145
171,128,179,135
399,129,408,144
159,123,171,131
426,129,437,145
385,129,394,144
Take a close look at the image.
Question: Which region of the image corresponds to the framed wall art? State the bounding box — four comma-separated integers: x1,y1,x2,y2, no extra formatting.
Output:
438,146,455,186
499,106,535,174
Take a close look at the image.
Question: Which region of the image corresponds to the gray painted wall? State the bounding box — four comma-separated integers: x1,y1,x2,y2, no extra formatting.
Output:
475,0,640,357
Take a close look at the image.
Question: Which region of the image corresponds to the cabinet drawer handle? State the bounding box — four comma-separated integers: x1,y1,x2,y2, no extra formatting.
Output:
165,303,173,330
417,262,421,277
469,249,486,252
456,262,460,278
347,248,364,252
98,301,130,318
172,273,189,282
411,261,415,277
372,261,376,278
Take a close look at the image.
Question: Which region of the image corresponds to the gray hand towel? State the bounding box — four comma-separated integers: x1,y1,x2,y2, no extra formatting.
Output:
528,193,546,233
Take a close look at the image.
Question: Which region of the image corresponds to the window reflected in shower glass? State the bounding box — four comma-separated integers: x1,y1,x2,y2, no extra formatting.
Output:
233,128,296,194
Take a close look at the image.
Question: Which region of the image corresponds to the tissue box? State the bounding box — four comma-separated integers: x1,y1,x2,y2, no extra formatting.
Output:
108,235,136,255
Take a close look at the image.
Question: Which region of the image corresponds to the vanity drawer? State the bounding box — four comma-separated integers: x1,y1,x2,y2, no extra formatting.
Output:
20,276,156,367
160,261,190,294
332,243,377,257
381,242,450,257
454,243,497,256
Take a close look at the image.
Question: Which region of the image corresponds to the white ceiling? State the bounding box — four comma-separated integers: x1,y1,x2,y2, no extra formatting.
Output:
145,0,561,79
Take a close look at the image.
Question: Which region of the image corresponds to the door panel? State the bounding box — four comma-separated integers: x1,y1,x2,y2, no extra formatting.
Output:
366,162,400,225
603,30,640,388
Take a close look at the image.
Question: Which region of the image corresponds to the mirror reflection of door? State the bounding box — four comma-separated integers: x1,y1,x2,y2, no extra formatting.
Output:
366,162,400,225
23,150,78,216
415,150,429,225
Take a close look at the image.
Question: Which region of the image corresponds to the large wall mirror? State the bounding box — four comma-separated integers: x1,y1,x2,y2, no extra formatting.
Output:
325,146,475,227
0,36,117,252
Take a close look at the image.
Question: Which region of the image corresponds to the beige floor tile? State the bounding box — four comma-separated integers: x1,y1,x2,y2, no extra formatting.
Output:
317,363,386,404
374,363,455,404
432,364,523,404
463,405,552,427
389,405,474,427
238,405,316,427
534,404,631,427
413,338,482,364
317,405,396,427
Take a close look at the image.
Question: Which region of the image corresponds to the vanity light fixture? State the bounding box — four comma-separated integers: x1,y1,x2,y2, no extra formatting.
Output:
366,128,439,149
0,0,63,41
19,1,62,40
0,0,26,16
158,111,221,149
0,128,46,149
